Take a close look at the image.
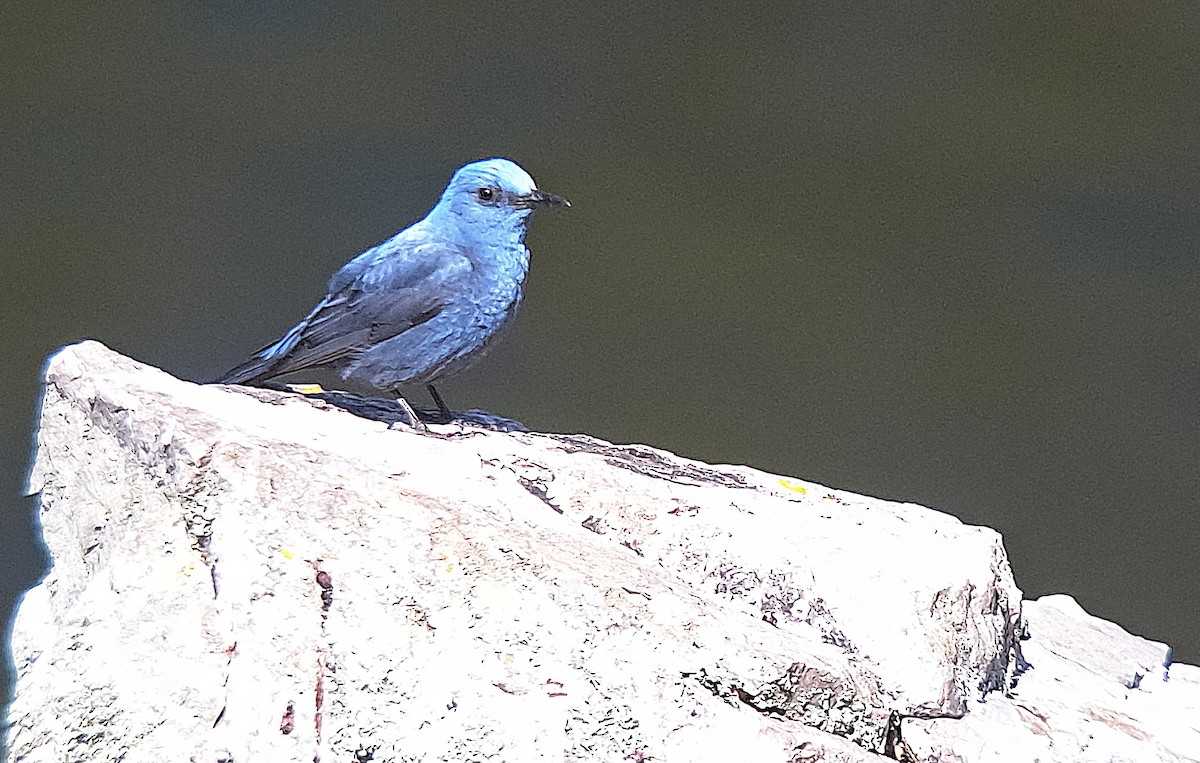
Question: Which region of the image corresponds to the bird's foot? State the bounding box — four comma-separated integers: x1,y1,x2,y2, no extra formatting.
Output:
422,409,454,425
389,395,429,433
426,384,455,424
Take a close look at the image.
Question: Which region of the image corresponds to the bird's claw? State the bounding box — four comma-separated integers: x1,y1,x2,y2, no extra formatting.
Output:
390,395,428,432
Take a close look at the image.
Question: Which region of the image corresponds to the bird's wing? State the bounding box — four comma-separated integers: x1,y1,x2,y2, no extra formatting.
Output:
217,237,473,385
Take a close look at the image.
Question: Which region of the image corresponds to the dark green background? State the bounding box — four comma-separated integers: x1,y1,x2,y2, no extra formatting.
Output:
3,2,1198,718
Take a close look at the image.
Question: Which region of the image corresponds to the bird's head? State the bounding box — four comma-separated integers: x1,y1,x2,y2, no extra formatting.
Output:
432,158,569,234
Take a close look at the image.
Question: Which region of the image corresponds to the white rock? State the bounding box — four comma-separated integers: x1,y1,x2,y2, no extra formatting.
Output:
903,594,1199,762
5,341,1195,762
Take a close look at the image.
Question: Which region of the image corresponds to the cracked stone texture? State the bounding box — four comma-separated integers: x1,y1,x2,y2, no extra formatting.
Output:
6,341,1195,762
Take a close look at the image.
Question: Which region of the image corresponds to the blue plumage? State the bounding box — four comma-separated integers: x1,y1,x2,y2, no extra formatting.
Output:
218,158,568,419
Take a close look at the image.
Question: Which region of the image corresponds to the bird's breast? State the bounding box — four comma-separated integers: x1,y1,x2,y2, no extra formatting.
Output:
467,243,529,321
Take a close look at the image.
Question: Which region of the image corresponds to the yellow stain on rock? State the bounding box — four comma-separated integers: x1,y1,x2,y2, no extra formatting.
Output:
778,479,808,495
286,383,327,394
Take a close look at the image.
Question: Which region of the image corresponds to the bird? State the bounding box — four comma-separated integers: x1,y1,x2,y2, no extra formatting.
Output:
216,158,569,427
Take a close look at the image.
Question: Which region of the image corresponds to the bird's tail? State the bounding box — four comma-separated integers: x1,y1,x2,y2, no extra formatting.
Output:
213,355,278,385
214,321,308,385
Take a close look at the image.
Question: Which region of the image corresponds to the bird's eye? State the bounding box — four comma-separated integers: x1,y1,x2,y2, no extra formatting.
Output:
477,187,495,202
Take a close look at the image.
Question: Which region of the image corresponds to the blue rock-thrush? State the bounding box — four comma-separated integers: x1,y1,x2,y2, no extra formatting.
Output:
217,158,569,425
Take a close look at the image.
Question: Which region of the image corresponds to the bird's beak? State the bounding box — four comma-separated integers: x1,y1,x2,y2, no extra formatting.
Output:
513,189,570,210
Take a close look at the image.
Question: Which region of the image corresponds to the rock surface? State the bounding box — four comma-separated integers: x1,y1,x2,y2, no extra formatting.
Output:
6,341,1197,762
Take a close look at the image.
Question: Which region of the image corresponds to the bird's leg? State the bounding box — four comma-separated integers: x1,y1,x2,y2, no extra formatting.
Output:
391,390,428,432
427,384,453,423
